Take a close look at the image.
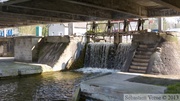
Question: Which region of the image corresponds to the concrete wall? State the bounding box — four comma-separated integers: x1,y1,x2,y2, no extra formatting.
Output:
14,35,84,72
36,35,84,71
49,22,87,36
49,24,65,36
53,37,84,71
14,36,41,62
133,32,159,44
0,38,14,57
46,36,70,43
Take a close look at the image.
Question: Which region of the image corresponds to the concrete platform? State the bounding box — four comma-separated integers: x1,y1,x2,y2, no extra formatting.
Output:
0,57,53,78
80,72,166,101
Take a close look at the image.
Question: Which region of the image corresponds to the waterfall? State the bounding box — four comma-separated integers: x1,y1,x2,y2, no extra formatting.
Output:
84,43,131,70
114,43,131,69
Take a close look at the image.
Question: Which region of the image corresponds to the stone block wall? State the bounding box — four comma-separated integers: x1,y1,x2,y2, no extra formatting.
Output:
14,36,41,62
14,36,71,63
0,38,14,57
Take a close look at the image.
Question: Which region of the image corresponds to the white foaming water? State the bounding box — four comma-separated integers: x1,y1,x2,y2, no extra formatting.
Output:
76,67,120,74
84,42,131,70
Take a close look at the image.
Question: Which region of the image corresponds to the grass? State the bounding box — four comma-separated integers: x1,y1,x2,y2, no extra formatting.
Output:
166,83,180,94
127,76,180,94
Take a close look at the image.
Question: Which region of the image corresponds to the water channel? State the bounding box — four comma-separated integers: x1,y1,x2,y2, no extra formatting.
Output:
0,42,128,101
0,71,84,101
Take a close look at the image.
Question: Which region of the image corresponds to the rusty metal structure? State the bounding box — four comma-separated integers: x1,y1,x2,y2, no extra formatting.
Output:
85,19,147,42
0,0,180,28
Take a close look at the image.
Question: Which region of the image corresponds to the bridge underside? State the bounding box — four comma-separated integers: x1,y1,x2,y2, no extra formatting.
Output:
1,0,180,28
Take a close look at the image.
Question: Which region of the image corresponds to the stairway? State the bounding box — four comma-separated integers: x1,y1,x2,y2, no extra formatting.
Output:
128,43,155,74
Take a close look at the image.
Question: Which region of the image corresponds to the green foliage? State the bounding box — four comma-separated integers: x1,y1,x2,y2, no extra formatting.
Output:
128,76,180,94
18,25,36,35
160,33,178,42
42,25,48,36
163,18,170,30
18,24,48,36
165,83,180,94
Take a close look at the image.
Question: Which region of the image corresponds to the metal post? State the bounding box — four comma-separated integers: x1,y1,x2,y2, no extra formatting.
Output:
123,19,127,32
114,33,119,44
137,19,141,31
68,23,74,35
158,17,163,32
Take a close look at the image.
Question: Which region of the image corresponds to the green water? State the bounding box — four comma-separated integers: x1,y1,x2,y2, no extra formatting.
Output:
0,71,84,101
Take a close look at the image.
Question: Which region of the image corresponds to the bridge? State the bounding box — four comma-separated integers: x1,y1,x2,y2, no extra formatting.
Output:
0,0,180,28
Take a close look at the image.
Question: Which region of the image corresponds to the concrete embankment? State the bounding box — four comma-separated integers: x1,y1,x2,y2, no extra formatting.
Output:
149,32,180,75
80,72,166,101
14,36,85,71
49,36,85,71
0,36,85,78
0,57,53,78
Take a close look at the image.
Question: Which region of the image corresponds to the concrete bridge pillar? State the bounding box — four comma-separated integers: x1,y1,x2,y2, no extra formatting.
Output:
68,23,74,35
158,17,163,32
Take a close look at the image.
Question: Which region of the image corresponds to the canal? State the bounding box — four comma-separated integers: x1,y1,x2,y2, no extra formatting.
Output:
0,71,84,101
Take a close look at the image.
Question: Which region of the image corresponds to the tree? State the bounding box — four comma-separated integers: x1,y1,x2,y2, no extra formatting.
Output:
18,25,36,36
42,25,48,36
163,18,172,30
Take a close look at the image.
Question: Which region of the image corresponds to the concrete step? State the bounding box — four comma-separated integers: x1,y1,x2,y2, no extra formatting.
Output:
128,69,146,73
136,51,153,55
133,58,149,63
131,62,148,67
139,43,155,47
137,47,154,52
134,55,151,59
130,65,147,70
139,44,148,48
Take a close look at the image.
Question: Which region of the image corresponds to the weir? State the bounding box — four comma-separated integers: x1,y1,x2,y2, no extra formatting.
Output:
1,0,180,100
38,42,69,67
83,20,163,74
84,43,131,70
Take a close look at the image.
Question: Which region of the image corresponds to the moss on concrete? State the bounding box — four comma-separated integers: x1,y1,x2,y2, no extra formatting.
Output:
127,76,180,94
165,83,180,94
160,33,178,43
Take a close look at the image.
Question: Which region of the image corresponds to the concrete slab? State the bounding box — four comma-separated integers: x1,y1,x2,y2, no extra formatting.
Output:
0,57,53,78
80,72,166,101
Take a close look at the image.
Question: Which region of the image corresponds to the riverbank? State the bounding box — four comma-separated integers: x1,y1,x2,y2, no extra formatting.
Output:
0,57,53,78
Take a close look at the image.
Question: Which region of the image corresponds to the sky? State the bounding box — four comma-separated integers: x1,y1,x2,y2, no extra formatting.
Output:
165,17,180,23
0,0,8,3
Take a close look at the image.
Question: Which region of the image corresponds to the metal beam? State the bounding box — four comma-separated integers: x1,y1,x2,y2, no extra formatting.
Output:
62,0,147,17
150,0,180,12
13,0,112,19
0,21,35,27
2,5,83,22
148,8,180,17
3,0,30,5
0,17,58,24
0,11,74,23
0,23,35,28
